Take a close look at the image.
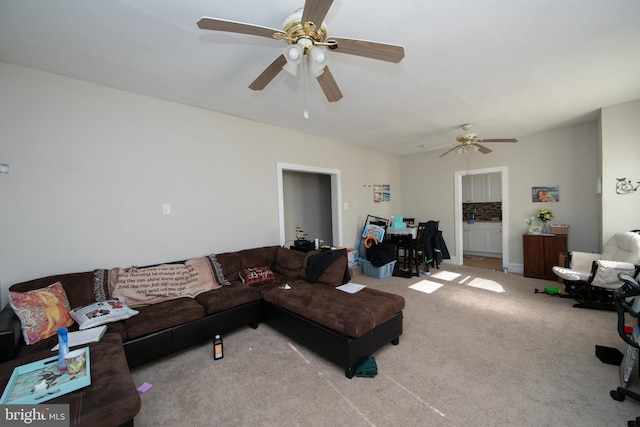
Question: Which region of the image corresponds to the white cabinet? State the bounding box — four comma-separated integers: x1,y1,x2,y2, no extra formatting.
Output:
486,172,502,202
463,222,485,252
463,222,502,255
462,173,501,202
462,175,486,202
468,226,485,252
462,176,470,202
484,223,502,253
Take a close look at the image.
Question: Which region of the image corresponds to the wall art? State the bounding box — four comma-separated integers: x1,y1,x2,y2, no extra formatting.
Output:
373,184,390,203
532,185,559,203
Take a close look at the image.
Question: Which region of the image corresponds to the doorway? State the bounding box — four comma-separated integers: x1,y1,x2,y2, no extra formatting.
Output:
453,166,509,270
277,163,343,247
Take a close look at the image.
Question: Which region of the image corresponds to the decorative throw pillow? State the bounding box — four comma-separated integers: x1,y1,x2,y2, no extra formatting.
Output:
69,298,139,330
240,266,276,286
9,281,74,345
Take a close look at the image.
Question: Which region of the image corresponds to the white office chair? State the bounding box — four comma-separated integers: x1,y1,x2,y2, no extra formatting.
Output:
553,231,640,309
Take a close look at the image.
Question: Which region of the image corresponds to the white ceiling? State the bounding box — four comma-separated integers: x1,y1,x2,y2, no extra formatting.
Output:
1,0,639,155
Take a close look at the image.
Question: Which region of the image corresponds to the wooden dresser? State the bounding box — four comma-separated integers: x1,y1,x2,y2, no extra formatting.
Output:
523,234,568,281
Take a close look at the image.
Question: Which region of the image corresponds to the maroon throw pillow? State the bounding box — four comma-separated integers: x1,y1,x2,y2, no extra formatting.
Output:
240,266,276,286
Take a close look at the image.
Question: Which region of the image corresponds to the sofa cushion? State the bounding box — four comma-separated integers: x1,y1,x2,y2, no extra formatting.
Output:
274,247,306,278
215,252,241,282
262,281,405,338
123,298,206,340
303,249,348,287
8,281,75,345
240,266,277,286
66,333,141,426
195,282,262,315
238,246,279,270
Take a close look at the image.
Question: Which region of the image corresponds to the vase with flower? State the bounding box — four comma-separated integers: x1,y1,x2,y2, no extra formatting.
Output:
525,217,534,233
535,207,554,234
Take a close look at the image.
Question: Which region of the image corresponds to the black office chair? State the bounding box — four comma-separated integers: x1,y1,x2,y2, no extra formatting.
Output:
610,273,640,427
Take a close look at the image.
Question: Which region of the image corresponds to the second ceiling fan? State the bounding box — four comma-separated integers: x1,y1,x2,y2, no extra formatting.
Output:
439,124,518,157
197,0,405,102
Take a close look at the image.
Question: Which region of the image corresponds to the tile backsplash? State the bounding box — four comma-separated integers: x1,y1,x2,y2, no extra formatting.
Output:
463,202,502,220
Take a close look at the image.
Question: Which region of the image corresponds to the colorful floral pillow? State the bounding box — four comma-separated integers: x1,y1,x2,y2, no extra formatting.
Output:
240,266,276,286
9,281,74,345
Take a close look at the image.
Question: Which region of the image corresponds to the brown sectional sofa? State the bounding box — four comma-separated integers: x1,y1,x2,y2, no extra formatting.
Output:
0,245,405,426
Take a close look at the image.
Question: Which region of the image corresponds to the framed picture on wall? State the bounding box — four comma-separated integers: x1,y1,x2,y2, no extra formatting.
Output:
373,184,390,203
532,185,559,203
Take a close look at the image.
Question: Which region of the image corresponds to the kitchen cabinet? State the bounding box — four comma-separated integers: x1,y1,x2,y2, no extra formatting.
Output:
486,172,502,202
464,223,485,252
462,173,501,202
484,223,502,253
463,222,502,255
462,175,485,202
523,234,567,281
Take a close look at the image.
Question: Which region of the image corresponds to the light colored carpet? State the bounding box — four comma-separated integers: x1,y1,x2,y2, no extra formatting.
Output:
131,264,640,426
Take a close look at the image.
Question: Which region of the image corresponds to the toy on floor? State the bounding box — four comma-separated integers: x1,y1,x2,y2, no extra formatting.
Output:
534,286,567,296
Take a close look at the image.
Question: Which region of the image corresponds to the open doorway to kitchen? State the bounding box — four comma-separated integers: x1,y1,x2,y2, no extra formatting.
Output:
454,166,509,271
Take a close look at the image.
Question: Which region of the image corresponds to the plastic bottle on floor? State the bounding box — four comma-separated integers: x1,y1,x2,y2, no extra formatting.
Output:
213,335,223,360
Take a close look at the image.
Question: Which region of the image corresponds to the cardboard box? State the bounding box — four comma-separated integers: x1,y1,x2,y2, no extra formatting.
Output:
550,224,569,235
347,249,359,268
348,267,361,277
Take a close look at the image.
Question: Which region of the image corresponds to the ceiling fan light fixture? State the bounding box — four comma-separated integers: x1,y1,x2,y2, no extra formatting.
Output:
308,46,327,77
283,43,304,76
286,46,300,60
309,46,325,64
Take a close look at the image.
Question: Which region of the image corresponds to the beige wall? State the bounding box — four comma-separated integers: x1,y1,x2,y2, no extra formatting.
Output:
600,99,640,245
400,121,600,271
0,63,402,300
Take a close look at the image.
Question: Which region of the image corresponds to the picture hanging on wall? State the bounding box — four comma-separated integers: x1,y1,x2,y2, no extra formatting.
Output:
373,184,390,203
532,185,559,203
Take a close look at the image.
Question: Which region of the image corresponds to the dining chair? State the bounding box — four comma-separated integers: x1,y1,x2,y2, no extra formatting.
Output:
395,222,427,276
394,218,415,268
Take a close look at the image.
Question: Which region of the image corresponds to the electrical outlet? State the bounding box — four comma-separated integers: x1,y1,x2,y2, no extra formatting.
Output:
162,203,171,215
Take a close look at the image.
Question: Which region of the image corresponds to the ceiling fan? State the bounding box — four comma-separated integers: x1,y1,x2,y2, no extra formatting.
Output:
196,0,404,103
438,124,518,157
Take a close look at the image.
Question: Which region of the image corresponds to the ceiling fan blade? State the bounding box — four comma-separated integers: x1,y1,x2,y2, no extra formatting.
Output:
316,66,343,102
326,37,405,63
422,143,455,152
475,143,493,154
439,146,460,158
197,17,286,39
476,138,518,143
302,0,334,28
249,55,287,91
